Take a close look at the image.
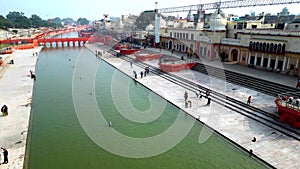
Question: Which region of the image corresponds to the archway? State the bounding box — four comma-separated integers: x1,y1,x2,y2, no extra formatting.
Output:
63,41,68,47
230,49,239,62
57,42,63,47
80,41,84,46
51,42,57,47
45,42,51,48
69,41,74,47
168,40,173,50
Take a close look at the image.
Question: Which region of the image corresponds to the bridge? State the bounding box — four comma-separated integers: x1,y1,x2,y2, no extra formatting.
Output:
37,37,90,47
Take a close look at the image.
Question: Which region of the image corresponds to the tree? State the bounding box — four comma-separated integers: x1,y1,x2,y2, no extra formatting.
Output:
14,15,30,28
62,17,75,25
134,11,156,30
6,11,24,22
52,17,62,24
30,14,43,28
77,17,89,25
0,15,5,28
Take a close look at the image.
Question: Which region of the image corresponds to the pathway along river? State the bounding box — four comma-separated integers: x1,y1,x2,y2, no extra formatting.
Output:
24,33,271,169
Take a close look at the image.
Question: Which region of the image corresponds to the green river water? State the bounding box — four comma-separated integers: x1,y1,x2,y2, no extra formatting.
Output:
25,42,271,169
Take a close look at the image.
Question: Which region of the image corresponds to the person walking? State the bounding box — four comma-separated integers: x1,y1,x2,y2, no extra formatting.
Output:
205,89,211,98
206,97,211,106
140,71,143,78
247,96,252,104
184,91,188,101
133,71,137,79
1,148,8,164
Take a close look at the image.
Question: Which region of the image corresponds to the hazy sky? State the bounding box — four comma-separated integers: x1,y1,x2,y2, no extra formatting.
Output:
0,0,299,20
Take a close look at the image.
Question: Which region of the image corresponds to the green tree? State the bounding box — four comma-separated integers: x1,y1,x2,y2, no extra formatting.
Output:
77,17,89,25
30,14,43,28
6,11,24,22
15,15,30,28
52,17,62,24
62,17,75,25
0,15,5,28
134,11,156,30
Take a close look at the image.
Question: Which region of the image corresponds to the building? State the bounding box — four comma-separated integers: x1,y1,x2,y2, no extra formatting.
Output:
154,9,300,77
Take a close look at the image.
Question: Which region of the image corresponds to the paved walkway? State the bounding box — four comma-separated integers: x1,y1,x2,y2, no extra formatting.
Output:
87,43,300,169
0,47,42,169
146,48,298,88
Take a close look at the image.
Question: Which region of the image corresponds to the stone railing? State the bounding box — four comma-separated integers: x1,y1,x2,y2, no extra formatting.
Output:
242,30,300,36
220,38,241,45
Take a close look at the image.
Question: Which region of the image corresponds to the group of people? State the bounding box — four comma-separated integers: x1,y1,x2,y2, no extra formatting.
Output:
184,89,212,108
194,89,211,106
95,50,105,58
132,67,150,79
32,52,38,56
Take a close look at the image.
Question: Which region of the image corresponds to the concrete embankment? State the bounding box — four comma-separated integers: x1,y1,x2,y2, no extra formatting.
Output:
0,46,42,169
85,43,300,169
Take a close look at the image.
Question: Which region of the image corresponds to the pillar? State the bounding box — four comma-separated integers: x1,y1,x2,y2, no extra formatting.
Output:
267,55,271,68
247,52,251,64
296,58,299,69
282,56,287,72
210,45,215,61
286,57,290,70
254,53,257,66
260,53,264,67
274,56,279,70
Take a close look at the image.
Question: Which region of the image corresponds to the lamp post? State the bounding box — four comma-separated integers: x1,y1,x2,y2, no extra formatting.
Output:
154,2,160,48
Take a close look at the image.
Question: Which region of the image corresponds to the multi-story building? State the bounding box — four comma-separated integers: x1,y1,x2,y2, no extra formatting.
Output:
153,10,300,77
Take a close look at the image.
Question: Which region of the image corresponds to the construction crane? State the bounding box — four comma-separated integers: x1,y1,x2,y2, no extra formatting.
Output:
158,0,300,13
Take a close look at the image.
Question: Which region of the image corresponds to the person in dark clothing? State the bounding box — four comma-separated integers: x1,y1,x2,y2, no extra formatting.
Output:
1,105,8,116
1,148,8,164
205,89,211,98
140,71,143,78
29,70,36,80
247,96,252,104
206,97,211,106
184,91,188,101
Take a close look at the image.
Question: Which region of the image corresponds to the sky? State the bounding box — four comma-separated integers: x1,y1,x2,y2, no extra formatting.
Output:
0,0,299,21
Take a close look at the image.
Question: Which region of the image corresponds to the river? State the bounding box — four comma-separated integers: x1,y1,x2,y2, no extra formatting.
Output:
24,32,271,169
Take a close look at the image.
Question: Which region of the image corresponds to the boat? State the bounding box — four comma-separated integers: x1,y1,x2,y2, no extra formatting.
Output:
158,55,196,72
275,92,300,128
114,43,139,55
78,28,94,37
0,47,13,55
134,50,163,62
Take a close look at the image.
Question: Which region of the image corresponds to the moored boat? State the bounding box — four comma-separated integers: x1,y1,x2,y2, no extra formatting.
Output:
275,92,300,128
158,55,196,72
134,50,163,62
0,47,13,55
114,43,139,55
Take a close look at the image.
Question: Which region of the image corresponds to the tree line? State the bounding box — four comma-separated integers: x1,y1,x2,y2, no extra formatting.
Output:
0,11,90,29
